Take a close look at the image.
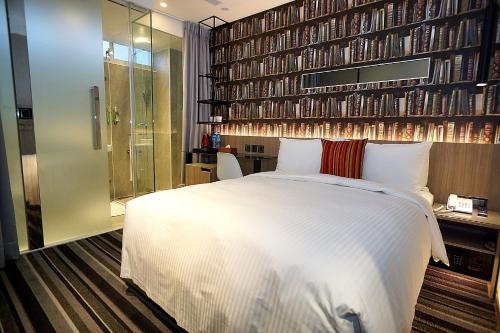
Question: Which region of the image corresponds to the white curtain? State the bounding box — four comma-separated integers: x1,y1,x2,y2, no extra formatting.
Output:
182,21,210,176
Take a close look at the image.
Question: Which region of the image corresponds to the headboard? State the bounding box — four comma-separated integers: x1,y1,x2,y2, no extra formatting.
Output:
221,135,500,211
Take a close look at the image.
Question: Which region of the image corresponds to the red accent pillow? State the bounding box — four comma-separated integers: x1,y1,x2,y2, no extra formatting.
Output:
320,139,368,179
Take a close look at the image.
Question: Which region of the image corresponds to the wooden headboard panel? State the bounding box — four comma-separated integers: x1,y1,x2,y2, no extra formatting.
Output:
221,135,500,211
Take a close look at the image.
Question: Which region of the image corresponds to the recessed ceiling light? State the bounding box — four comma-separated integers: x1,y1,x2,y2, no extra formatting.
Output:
134,36,150,43
160,1,167,7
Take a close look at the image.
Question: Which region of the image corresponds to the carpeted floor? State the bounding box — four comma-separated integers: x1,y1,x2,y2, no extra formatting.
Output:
0,230,497,332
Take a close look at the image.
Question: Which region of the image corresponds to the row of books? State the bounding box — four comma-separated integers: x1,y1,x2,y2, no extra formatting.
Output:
229,3,303,42
492,1,500,80
215,120,498,144
303,0,485,21
226,76,302,100
215,17,481,64
223,52,478,82
485,84,498,115
430,53,479,84
496,5,500,43
491,50,500,80
409,19,481,54
210,0,486,47
224,78,428,100
226,87,496,120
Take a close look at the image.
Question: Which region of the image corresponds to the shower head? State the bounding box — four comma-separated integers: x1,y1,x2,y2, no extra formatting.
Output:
105,47,114,59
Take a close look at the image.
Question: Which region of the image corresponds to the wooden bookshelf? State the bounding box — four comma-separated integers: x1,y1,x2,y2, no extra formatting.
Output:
209,0,499,143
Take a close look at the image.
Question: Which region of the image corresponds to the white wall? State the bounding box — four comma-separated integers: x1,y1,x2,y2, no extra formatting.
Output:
152,12,183,37
130,0,153,10
134,11,183,38
130,0,184,38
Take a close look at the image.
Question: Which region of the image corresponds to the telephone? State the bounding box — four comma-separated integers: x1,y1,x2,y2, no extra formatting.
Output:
447,194,473,214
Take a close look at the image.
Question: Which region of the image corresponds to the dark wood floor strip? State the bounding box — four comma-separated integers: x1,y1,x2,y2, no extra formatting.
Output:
52,246,138,332
421,283,495,311
27,252,104,333
68,242,172,332
418,289,496,322
0,230,496,333
3,262,56,333
16,256,78,332
99,233,122,250
77,239,121,276
85,237,122,263
43,248,123,332
0,273,22,333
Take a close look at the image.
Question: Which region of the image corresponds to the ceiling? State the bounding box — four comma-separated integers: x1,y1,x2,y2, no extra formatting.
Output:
102,0,290,53
142,0,294,23
102,0,182,52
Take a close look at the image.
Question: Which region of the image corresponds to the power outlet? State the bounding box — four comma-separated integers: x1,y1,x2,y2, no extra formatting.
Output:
245,144,264,154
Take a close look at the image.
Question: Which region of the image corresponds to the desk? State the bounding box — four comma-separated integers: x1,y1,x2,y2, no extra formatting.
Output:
191,148,278,175
236,154,277,174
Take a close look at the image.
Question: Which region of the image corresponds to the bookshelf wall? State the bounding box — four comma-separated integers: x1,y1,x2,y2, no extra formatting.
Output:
209,0,500,144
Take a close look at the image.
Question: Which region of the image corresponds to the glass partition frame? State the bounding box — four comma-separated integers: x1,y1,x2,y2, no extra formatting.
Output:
129,5,155,197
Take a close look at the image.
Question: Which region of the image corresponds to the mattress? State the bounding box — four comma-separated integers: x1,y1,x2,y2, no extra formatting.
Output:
121,172,447,333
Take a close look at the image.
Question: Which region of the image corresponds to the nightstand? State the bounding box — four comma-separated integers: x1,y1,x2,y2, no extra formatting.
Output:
432,203,500,299
185,163,217,186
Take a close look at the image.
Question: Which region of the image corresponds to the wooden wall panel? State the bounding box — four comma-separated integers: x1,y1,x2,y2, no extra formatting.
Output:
427,143,500,210
222,135,500,210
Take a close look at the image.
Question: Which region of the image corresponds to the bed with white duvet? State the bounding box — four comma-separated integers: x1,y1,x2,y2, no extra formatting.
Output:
121,172,448,333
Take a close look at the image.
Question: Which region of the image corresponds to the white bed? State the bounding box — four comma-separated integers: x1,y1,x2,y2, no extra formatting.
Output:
121,172,448,333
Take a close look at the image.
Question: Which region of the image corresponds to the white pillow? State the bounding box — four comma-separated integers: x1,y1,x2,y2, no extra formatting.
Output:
362,142,433,189
276,138,322,174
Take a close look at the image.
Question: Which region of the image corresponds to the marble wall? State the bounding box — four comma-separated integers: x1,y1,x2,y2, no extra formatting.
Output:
153,49,172,190
169,49,183,189
153,48,183,190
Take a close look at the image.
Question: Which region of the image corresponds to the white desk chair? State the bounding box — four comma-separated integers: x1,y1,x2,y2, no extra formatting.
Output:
217,152,243,180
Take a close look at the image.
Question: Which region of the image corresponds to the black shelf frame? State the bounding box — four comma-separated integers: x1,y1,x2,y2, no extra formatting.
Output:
197,16,230,126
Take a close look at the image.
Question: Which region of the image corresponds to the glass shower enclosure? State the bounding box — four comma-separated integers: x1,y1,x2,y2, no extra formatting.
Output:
103,1,154,217
103,0,183,218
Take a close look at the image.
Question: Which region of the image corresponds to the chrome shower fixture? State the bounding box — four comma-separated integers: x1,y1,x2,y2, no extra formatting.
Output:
105,47,114,59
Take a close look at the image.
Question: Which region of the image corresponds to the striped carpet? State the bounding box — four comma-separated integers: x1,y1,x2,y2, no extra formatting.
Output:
0,230,497,333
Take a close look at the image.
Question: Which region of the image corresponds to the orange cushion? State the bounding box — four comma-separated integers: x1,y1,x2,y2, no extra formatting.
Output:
320,139,368,179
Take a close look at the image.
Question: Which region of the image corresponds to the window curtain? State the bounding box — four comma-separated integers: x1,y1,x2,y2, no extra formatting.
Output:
182,21,210,178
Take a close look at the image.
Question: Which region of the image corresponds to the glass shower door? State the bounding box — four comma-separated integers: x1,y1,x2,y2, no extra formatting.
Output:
130,8,154,196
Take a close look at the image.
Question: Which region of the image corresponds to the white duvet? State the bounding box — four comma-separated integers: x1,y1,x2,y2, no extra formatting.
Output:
121,172,448,333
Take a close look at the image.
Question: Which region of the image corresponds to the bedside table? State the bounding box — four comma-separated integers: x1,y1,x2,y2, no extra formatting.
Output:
185,163,217,186
432,203,500,299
